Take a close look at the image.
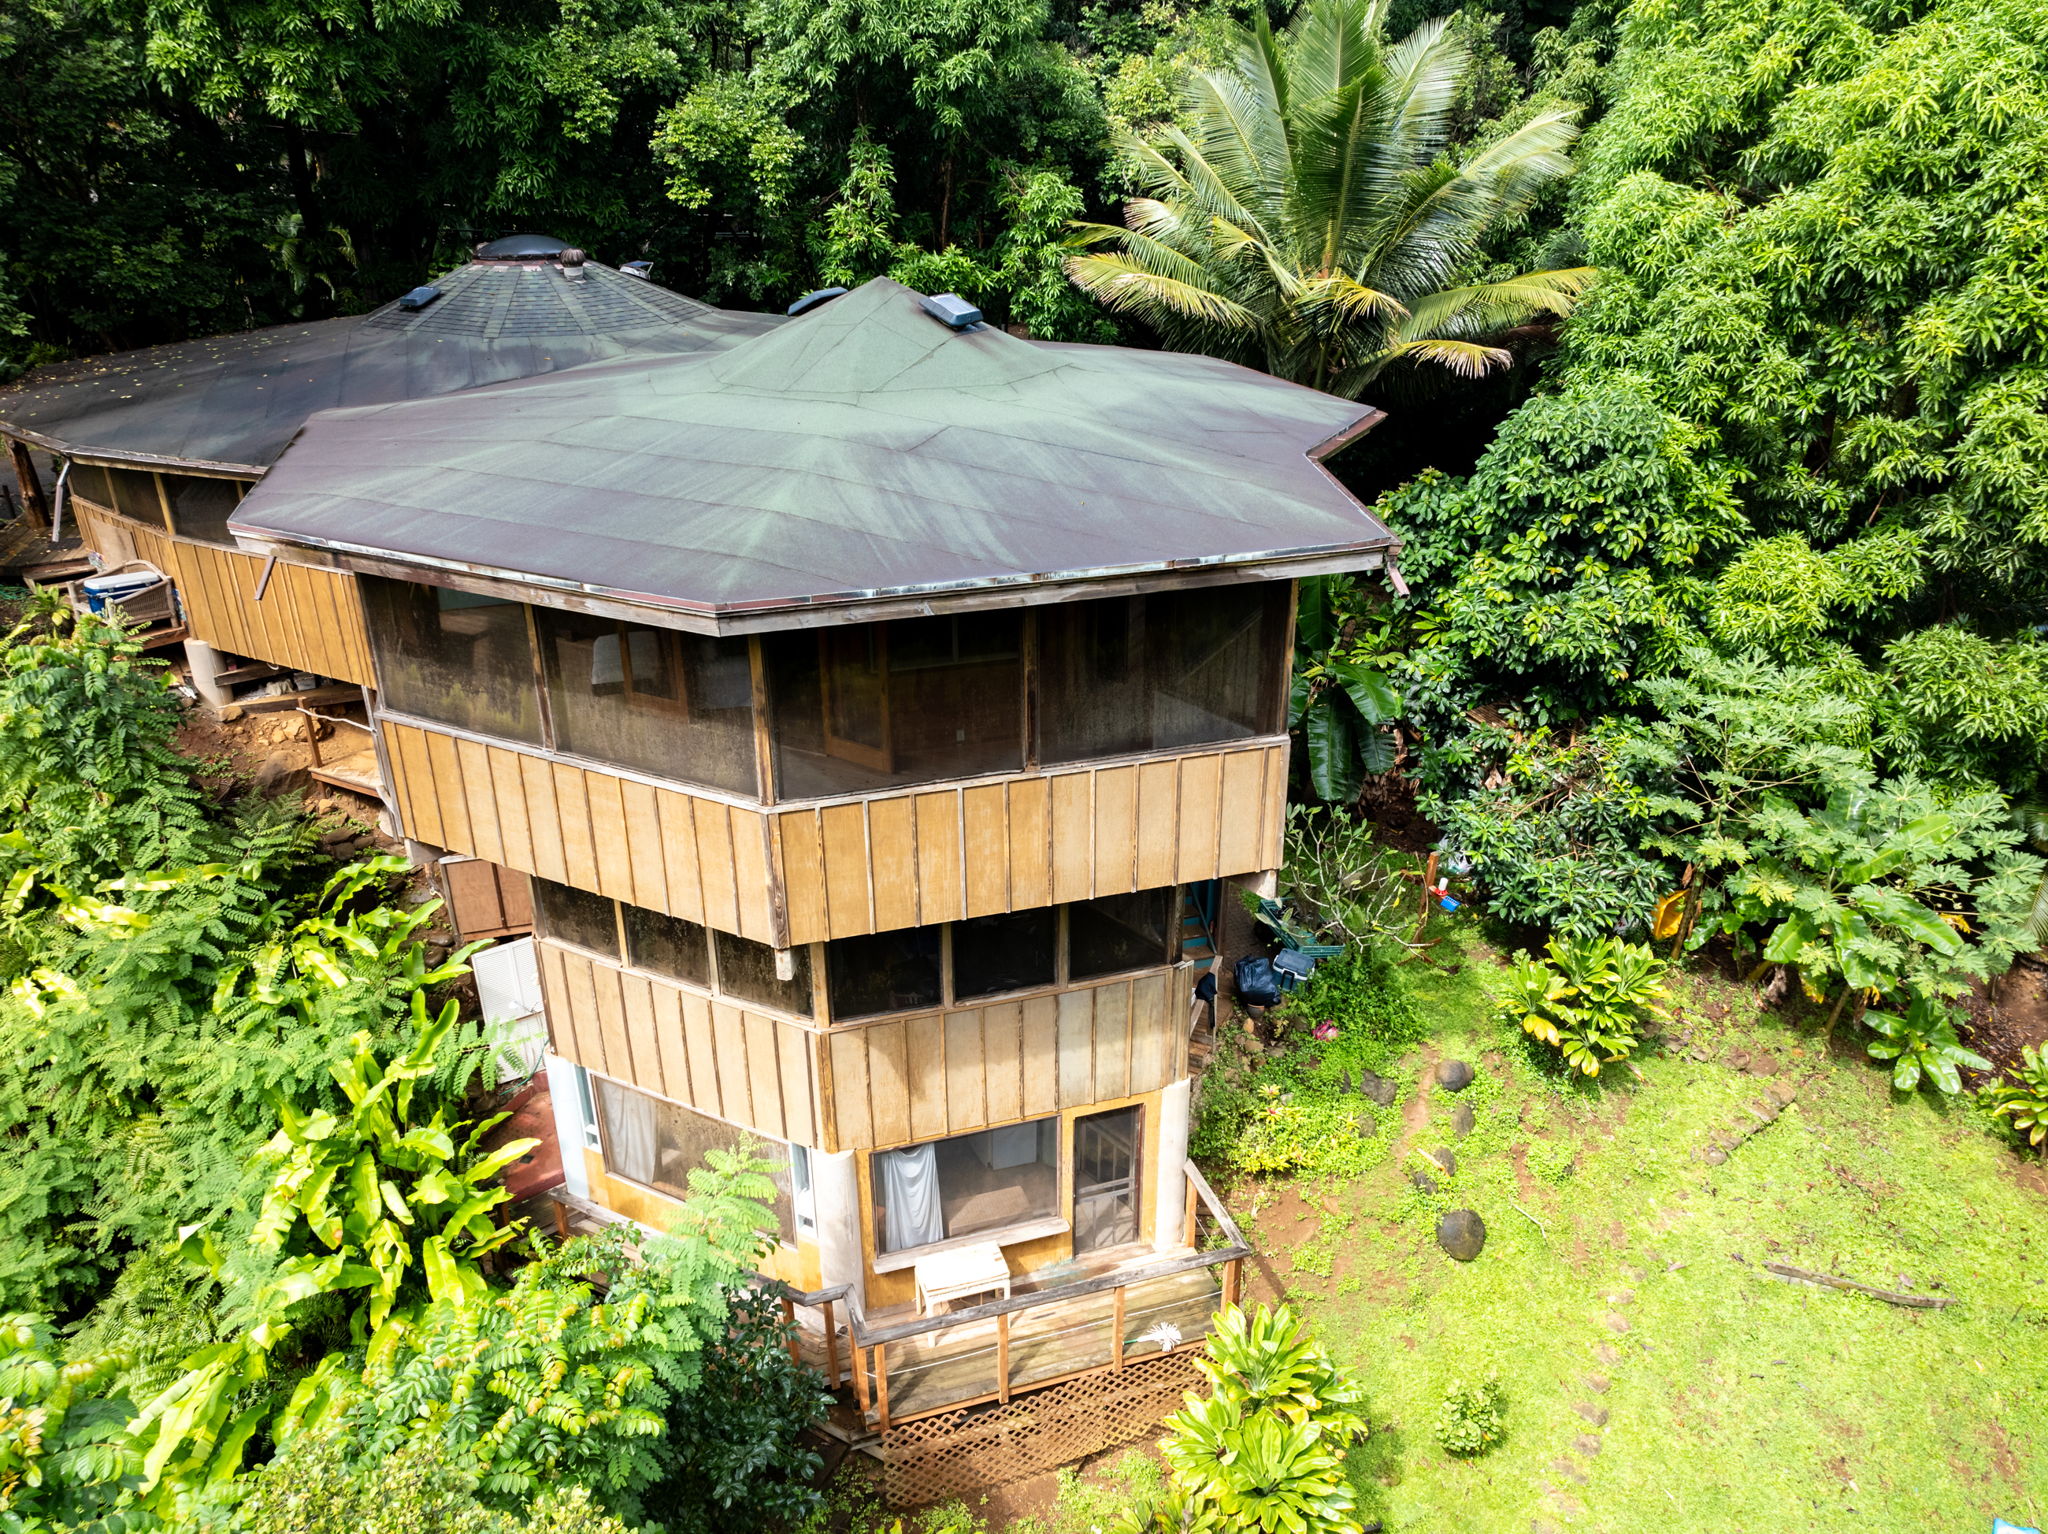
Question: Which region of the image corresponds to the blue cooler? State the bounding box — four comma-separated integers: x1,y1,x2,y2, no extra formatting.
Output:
81,570,162,614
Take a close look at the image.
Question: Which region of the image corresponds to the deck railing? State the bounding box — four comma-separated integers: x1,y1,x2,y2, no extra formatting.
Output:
835,1161,1250,1430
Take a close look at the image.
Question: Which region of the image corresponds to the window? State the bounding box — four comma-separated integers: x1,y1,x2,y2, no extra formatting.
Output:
791,1144,818,1237
624,905,710,987
1073,1105,1143,1251
713,929,813,1017
531,877,619,958
595,1078,796,1243
535,609,757,792
1036,584,1288,763
871,1118,1060,1255
107,468,164,527
1070,886,1175,980
572,1063,602,1151
163,475,241,546
766,612,1023,796
363,579,543,744
827,926,941,1019
951,908,1057,1001
67,463,113,510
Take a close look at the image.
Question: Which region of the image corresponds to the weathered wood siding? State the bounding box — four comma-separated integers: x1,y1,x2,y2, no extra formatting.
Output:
826,968,1189,1152
386,721,781,944
70,497,374,686
770,743,1287,946
540,941,824,1146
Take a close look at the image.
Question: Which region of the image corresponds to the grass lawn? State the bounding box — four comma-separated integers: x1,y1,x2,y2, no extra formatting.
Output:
1219,928,2048,1531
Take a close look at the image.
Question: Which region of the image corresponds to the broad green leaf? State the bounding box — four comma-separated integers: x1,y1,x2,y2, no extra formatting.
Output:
1303,698,1360,803
1328,659,1399,724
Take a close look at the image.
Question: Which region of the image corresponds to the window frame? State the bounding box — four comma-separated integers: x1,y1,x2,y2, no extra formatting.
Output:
866,1114,1068,1268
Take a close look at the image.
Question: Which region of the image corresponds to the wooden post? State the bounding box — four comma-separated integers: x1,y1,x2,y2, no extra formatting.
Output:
853,1346,871,1413
302,710,326,770
1223,1257,1242,1310
1415,850,1439,940
996,1311,1011,1403
551,1200,570,1242
8,440,48,534
1183,1179,1199,1249
822,1299,840,1388
1669,863,1697,962
874,1345,891,1431
782,1297,802,1369
1112,1286,1127,1370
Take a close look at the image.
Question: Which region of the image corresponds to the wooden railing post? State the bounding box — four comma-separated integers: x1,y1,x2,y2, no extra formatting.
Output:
1183,1180,1199,1249
1112,1285,1127,1370
782,1297,802,1369
875,1345,892,1431
853,1346,871,1414
822,1299,841,1388
997,1312,1011,1403
1223,1257,1242,1310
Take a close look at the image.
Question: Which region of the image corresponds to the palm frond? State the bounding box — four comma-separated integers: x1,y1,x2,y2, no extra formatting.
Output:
1396,268,1596,334
1298,274,1410,323
1369,336,1514,378
1064,252,1264,331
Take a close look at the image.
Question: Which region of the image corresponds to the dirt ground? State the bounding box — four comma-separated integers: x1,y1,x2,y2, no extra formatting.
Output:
1960,953,2048,1080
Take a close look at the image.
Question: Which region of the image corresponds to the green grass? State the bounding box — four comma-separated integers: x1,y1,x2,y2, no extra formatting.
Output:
1230,927,2048,1530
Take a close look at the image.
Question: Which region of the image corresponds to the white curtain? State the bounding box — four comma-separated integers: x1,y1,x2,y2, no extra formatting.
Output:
880,1144,944,1251
598,1080,659,1186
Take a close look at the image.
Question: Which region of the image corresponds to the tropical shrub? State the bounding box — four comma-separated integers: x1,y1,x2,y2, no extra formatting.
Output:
1981,1044,2048,1151
1433,1370,1506,1456
1862,990,1990,1097
1500,936,1667,1076
1276,806,1417,952
0,1314,142,1532
1122,1305,1369,1534
1291,576,1403,804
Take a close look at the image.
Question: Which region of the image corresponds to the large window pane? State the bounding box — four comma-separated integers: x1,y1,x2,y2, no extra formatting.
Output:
767,613,1023,796
624,905,710,987
164,475,240,546
1070,886,1175,980
596,1079,794,1242
108,468,163,527
535,609,757,793
826,927,942,1020
532,877,619,958
871,1118,1060,1255
363,579,542,744
1037,585,1287,763
713,929,813,1017
68,463,113,510
952,908,1057,1001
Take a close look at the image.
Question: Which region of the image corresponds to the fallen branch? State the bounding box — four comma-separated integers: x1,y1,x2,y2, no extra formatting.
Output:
1762,1262,1957,1310
1512,1204,1549,1241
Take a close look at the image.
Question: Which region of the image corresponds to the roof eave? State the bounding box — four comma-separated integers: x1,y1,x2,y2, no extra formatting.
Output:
227,526,1401,635
0,423,266,478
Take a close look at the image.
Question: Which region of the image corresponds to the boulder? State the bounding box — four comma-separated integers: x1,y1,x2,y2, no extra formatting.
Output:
1355,1110,1377,1137
1426,1147,1457,1177
1358,1070,1399,1107
1410,1169,1438,1194
1437,1209,1487,1262
1450,1101,1476,1139
251,752,310,798
1437,1059,1475,1092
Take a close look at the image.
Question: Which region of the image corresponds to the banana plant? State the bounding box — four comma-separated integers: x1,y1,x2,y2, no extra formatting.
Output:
1156,1397,1360,1534
1290,576,1402,803
1981,1043,2048,1148
1863,989,1990,1095
1193,1304,1370,1441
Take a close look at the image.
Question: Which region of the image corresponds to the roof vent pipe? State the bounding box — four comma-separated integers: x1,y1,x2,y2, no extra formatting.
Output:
559,248,588,281
787,286,848,316
619,260,653,281
919,292,982,330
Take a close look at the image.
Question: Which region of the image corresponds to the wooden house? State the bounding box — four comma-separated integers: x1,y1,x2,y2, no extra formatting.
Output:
2,267,1397,1495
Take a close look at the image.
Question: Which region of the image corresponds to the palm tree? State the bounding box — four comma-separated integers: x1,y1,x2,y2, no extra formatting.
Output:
1065,0,1593,397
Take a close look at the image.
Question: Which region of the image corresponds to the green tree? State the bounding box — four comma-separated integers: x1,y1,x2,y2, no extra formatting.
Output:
1067,0,1592,395
0,1314,142,1532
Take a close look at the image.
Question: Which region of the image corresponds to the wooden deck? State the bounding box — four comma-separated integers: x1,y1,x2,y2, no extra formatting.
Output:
855,1257,1222,1424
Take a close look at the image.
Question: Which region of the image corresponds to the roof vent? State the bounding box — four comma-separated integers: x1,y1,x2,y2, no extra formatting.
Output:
787,286,848,317
919,292,982,331
559,248,588,281
396,284,442,312
477,233,569,261
619,260,653,281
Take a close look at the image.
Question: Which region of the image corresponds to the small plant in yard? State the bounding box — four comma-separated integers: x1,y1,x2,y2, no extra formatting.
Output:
1863,988,1991,1094
1434,1372,1506,1456
1981,1044,2048,1148
1500,936,1668,1076
1121,1305,1369,1534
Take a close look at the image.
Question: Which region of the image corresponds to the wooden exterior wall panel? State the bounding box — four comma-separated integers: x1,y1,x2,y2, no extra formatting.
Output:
1135,761,1180,890
552,762,598,889
693,800,739,933
1020,995,1059,1118
486,748,535,874
453,738,503,866
942,1011,986,1134
820,804,871,939
1090,766,1138,895
776,813,828,946
1216,749,1268,876
867,796,919,934
961,785,1010,918
913,791,964,925
865,1019,912,1149
730,812,775,944
906,1013,948,1141
617,780,666,913
1006,777,1051,910
1260,744,1288,869
655,791,704,923
1174,753,1222,883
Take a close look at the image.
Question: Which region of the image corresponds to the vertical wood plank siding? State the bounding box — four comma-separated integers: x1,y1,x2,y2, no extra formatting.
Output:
827,969,1186,1151
537,945,1188,1155
769,743,1287,946
539,943,823,1146
70,499,375,686
385,720,780,944
385,720,1285,949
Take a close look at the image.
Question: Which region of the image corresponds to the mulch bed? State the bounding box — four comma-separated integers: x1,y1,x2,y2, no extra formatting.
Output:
1960,954,2048,1084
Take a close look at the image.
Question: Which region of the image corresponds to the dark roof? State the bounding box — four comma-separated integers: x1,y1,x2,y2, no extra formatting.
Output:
232,278,1393,629
0,259,780,474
